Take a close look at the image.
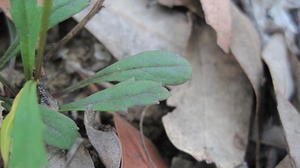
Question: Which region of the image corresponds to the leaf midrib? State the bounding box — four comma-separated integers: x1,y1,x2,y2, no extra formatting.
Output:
62,85,163,109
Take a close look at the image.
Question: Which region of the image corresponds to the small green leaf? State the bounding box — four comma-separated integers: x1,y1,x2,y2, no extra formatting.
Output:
60,80,170,112
64,51,192,93
1,81,47,168
41,106,79,149
10,0,41,79
49,0,89,28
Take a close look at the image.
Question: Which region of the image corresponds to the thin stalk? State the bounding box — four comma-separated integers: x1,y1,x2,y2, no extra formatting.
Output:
0,74,17,96
0,37,20,70
6,17,18,70
5,17,17,42
45,0,104,60
36,0,53,79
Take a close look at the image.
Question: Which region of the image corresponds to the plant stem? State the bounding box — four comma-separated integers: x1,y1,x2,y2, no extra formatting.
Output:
36,0,53,79
45,0,104,60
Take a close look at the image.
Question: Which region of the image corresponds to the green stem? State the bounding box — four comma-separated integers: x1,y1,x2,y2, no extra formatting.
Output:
36,0,53,79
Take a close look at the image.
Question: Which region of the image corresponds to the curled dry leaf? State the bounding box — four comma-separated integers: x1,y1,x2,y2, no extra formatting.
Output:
112,113,168,168
262,34,300,167
163,24,253,168
73,0,191,60
262,34,294,99
84,110,121,168
199,0,232,53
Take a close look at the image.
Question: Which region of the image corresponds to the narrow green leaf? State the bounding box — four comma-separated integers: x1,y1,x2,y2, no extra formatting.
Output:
64,51,192,93
60,80,170,112
49,0,89,28
3,0,88,73
5,81,47,168
0,37,19,70
10,0,41,80
41,106,79,149
0,92,20,166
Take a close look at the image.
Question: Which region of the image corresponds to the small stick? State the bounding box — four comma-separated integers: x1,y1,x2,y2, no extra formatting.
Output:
139,105,157,168
45,0,104,60
65,138,84,168
0,74,17,96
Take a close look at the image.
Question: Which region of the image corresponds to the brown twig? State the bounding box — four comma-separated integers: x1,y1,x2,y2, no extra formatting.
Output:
45,0,105,60
79,73,99,93
139,105,157,168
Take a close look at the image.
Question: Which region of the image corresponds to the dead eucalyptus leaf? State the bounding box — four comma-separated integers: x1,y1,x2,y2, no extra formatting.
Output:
163,23,253,168
262,34,294,99
73,0,191,60
230,3,263,95
262,34,300,167
84,110,121,168
276,95,300,167
112,113,168,168
199,0,232,53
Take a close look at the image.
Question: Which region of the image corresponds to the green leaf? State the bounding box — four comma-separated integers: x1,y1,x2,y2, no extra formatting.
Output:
0,98,79,149
2,0,88,72
1,81,47,168
41,106,79,149
49,0,89,28
60,80,170,112
0,37,20,70
64,50,192,93
10,0,41,80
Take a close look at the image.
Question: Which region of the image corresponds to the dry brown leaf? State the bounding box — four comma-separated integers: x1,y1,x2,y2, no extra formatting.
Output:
112,113,168,168
262,34,294,99
84,110,121,168
199,0,232,53
163,23,253,168
47,146,95,168
230,3,263,95
73,0,191,60
262,34,300,167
